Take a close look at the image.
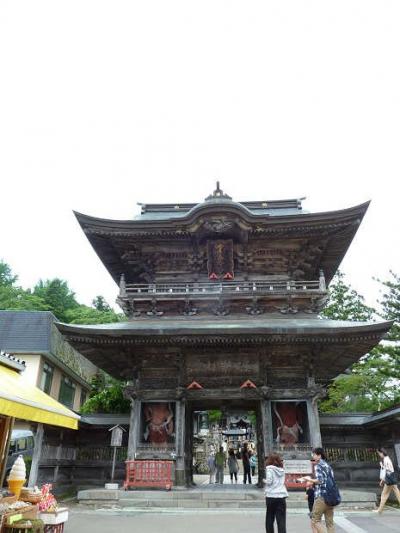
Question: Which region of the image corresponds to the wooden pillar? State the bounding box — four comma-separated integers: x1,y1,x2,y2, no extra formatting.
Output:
28,423,44,487
394,442,400,469
260,399,273,457
0,416,14,486
53,430,64,483
127,397,141,460
174,399,186,486
184,402,193,486
306,398,322,448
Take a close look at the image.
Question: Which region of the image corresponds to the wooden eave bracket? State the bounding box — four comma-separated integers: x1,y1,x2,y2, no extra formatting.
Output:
240,379,257,389
186,380,203,389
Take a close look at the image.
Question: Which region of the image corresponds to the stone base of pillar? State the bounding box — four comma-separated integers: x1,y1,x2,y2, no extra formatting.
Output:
174,469,186,486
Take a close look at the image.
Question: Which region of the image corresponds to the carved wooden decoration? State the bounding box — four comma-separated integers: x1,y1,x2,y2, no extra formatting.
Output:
207,239,234,280
240,379,257,389
186,381,203,390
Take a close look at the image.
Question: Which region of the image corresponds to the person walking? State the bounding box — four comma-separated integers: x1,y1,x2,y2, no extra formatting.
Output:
304,481,318,533
215,446,226,484
374,447,400,513
304,447,336,533
207,451,216,484
241,442,252,484
228,448,239,484
264,453,288,533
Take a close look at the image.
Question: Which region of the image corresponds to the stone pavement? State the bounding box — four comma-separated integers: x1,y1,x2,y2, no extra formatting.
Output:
64,506,400,533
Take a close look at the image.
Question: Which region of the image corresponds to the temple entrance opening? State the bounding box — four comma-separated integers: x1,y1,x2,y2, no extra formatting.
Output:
186,401,264,487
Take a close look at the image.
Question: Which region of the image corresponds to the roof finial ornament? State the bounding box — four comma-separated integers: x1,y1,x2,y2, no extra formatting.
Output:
205,181,232,201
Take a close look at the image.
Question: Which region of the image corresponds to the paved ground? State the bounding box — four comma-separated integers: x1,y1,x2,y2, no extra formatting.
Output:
64,507,400,533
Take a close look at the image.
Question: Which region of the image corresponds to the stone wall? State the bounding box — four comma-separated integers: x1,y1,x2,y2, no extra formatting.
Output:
50,324,97,382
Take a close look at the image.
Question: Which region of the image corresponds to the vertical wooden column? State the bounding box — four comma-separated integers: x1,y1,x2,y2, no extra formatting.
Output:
127,397,141,460
174,399,186,486
306,398,322,448
0,416,14,486
53,430,64,483
28,423,44,487
260,399,273,457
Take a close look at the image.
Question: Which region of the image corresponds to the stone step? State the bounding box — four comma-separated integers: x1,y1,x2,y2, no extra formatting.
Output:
78,488,377,511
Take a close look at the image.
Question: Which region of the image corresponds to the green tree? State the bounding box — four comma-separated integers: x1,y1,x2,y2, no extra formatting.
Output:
80,375,130,414
0,260,18,286
370,271,400,382
0,261,49,311
320,271,400,414
33,279,80,321
207,410,223,425
321,271,374,321
92,295,112,312
0,285,49,311
66,305,122,325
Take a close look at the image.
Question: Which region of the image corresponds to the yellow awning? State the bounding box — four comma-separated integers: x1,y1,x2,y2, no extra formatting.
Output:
0,365,80,430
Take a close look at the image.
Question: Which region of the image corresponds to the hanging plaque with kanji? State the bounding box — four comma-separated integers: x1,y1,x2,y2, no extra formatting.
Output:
207,239,234,280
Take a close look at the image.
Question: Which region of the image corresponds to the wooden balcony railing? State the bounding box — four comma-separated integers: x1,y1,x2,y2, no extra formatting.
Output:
119,276,326,300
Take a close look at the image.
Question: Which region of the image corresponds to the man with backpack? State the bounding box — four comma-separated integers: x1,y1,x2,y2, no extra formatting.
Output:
304,447,340,533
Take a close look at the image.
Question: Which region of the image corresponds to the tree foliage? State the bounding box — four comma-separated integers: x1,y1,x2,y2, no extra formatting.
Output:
80,373,130,414
207,410,223,425
320,271,400,414
92,295,112,312
0,260,122,324
321,271,374,321
0,261,17,287
33,279,80,322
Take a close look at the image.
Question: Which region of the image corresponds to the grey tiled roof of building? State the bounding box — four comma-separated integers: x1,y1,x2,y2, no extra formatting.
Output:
0,310,97,386
0,310,55,352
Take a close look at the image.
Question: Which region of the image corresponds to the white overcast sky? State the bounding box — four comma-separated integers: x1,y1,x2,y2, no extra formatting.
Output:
0,1,399,312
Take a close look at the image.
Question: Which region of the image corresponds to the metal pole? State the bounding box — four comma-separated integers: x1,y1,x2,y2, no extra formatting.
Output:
111,446,117,482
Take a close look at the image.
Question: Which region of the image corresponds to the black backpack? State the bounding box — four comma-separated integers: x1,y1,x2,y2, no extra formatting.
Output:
323,468,341,507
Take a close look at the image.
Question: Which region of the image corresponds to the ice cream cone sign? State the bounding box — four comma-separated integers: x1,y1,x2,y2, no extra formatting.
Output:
7,455,26,497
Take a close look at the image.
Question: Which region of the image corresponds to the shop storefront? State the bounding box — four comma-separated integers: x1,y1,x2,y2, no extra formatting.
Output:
0,352,80,485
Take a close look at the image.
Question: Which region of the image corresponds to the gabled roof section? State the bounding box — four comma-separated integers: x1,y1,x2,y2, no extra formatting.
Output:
74,199,370,286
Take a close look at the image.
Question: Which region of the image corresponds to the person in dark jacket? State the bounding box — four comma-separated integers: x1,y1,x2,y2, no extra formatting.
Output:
241,442,252,484
228,448,239,483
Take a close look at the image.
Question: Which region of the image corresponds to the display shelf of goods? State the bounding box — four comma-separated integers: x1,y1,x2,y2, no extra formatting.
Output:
19,489,42,505
0,500,38,533
38,509,68,526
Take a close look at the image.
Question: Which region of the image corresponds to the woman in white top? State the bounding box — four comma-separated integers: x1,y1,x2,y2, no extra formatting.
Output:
375,447,400,513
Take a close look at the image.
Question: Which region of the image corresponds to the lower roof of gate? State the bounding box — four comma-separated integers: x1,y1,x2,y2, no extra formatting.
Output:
56,317,392,382
57,316,391,338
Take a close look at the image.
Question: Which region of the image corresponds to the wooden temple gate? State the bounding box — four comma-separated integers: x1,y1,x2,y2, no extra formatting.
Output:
57,185,391,488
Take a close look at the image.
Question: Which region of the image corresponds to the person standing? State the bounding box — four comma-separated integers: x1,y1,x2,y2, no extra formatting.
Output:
305,447,336,533
207,451,216,484
264,453,288,533
215,446,226,484
374,447,400,513
228,448,239,484
241,442,252,484
250,453,257,477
